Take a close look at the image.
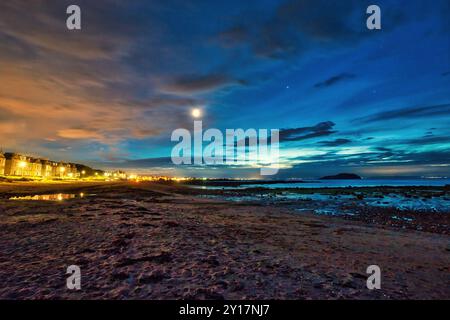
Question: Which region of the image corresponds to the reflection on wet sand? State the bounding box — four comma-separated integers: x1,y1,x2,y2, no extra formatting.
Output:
9,193,85,201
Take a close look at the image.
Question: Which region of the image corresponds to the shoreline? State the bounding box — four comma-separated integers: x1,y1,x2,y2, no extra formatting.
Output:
1,181,449,234
0,181,449,299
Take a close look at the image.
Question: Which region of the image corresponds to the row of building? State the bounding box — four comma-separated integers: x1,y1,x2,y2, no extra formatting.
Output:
0,153,80,178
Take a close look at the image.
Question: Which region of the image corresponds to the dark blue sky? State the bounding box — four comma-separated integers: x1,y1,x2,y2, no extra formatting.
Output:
0,0,449,178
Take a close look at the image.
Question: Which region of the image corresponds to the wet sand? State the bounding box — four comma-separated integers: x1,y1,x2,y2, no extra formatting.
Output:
0,181,449,299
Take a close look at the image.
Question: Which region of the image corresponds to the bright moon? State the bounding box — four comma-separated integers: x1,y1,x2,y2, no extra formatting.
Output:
191,108,202,118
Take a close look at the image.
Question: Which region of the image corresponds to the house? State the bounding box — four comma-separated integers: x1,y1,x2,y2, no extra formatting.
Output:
54,162,68,178
29,158,42,177
116,171,127,180
40,160,54,178
4,153,31,176
50,162,78,178
2,151,113,180
0,153,5,176
3,153,45,177
68,163,79,178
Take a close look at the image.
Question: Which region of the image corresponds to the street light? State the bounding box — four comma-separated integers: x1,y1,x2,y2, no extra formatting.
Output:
59,167,66,178
17,161,27,177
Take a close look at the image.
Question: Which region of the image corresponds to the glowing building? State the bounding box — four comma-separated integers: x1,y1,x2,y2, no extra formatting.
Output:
40,160,55,178
1,152,110,179
29,158,42,177
0,153,5,176
67,163,79,178
54,162,67,178
4,153,32,176
53,162,79,178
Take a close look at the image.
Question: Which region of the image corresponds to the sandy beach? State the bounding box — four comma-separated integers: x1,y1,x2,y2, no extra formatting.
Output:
0,181,449,300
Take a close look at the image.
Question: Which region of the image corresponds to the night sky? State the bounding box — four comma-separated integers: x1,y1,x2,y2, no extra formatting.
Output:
0,0,449,178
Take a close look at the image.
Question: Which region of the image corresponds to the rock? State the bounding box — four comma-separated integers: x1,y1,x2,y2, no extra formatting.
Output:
116,252,173,267
229,281,245,292
349,272,367,279
341,275,358,288
111,238,128,248
139,223,157,227
320,173,362,180
215,280,229,289
164,221,180,227
202,255,220,266
111,271,129,280
138,270,168,284
312,279,325,289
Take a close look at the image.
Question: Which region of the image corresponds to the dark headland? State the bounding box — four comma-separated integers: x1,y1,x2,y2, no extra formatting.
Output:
320,173,362,180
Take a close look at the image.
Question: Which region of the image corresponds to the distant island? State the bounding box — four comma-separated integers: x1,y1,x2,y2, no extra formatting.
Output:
320,173,362,180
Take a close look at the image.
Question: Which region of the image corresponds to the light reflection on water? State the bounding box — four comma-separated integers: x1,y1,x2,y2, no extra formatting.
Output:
192,179,450,190
201,191,450,213
9,193,86,201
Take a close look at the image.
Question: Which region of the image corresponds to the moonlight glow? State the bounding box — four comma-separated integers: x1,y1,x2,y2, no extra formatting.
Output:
191,108,202,118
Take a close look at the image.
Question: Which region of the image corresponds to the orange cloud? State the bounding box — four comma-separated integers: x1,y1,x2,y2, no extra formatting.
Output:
57,129,103,140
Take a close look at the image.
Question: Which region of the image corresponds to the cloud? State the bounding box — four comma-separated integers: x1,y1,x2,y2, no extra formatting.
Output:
160,74,240,94
216,25,248,47
314,73,355,88
376,147,391,152
353,103,450,124
214,0,410,60
395,135,450,146
0,1,131,61
57,129,103,140
41,140,72,152
377,150,450,166
312,142,450,166
280,121,336,142
318,138,352,147
117,157,173,168
0,0,216,159
0,0,448,178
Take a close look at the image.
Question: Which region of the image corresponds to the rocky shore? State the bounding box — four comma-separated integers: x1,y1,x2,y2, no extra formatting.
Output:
0,181,448,299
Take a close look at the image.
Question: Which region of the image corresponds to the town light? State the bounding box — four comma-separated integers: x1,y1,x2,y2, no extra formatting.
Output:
60,167,66,173
18,161,27,168
81,170,86,175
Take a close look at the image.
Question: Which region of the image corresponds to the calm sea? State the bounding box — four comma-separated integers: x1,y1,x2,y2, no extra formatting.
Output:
193,179,450,190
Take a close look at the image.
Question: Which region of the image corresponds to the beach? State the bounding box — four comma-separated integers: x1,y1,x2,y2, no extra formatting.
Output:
0,181,449,299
